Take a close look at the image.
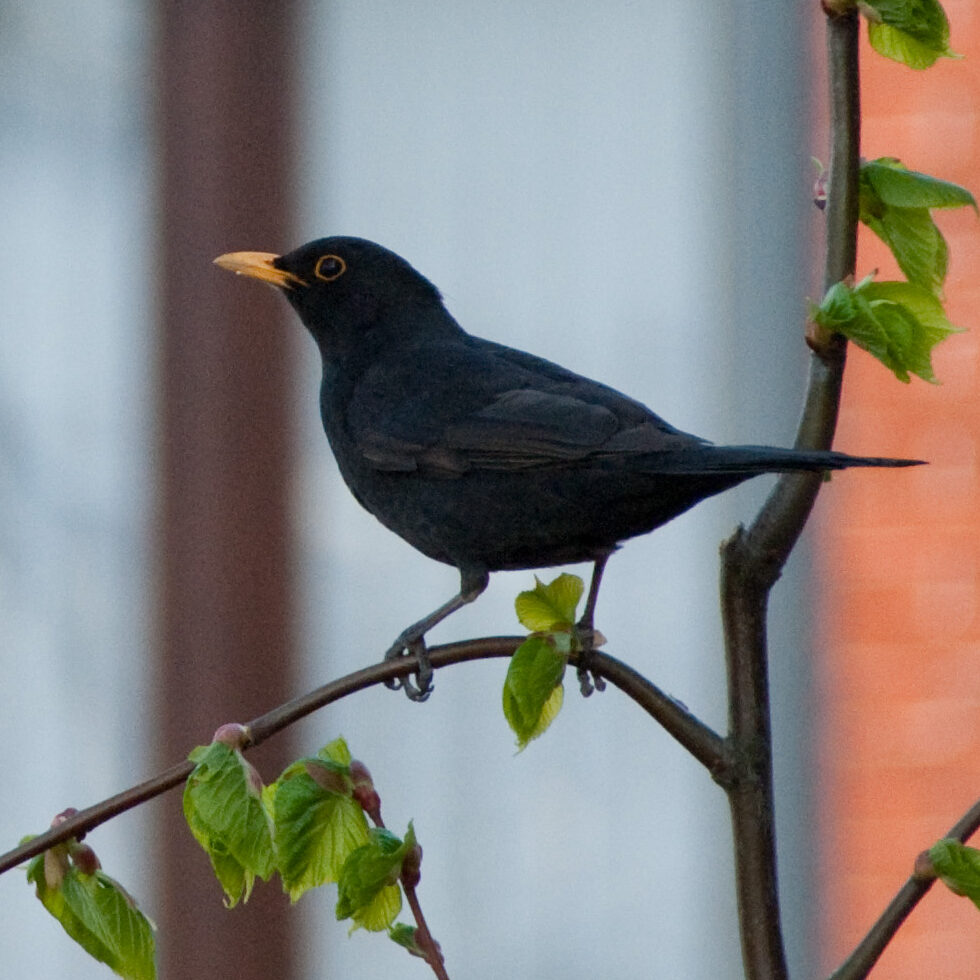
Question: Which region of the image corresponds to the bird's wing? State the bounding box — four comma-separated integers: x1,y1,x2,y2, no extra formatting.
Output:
441,388,621,466
346,342,703,475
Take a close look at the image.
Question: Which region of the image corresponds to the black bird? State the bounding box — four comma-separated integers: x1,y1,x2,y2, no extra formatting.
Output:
215,237,920,699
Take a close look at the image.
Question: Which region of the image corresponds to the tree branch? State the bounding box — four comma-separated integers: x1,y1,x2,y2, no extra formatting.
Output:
0,637,724,876
719,9,860,980
403,883,450,980
720,531,790,980
361,773,449,978
829,798,980,980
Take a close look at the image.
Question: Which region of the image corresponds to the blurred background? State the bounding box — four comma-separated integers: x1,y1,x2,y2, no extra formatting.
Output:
0,2,976,978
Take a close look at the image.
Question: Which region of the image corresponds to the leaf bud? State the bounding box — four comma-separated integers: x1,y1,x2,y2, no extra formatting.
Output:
304,759,351,796
350,760,381,821
914,849,937,881
70,842,102,875
813,169,828,210
212,723,250,749
401,844,423,889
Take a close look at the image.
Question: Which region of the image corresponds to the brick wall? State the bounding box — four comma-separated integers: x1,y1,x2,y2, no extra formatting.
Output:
817,3,980,975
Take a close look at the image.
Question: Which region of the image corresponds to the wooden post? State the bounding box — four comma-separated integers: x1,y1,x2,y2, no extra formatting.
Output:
155,4,298,976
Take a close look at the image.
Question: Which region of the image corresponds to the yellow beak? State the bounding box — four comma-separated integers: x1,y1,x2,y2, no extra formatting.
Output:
213,251,306,289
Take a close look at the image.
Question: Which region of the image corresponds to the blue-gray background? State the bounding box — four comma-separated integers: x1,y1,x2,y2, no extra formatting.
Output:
0,3,819,977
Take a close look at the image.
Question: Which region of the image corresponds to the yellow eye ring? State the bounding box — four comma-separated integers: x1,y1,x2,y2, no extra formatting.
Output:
314,254,347,282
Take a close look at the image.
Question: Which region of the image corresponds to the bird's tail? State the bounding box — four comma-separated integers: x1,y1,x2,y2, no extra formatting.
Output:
645,445,924,475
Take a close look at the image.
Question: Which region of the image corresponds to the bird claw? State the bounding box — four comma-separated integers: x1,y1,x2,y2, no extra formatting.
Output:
576,666,607,698
574,625,607,698
384,633,434,702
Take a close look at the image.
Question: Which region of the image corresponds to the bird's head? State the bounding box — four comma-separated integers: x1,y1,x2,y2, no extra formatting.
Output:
214,236,452,357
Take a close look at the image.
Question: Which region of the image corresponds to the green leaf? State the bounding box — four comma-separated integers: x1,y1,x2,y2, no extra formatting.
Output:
862,159,976,211
861,280,962,381
318,736,354,767
814,280,858,329
929,839,980,908
864,0,949,41
867,22,949,69
183,741,276,907
863,205,948,295
502,635,567,749
863,0,957,68
27,853,156,980
514,573,584,631
859,160,975,296
351,881,402,933
336,824,418,931
389,922,423,956
813,278,959,383
272,758,370,902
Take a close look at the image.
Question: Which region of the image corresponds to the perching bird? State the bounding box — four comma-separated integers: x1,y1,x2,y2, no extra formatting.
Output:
215,237,920,700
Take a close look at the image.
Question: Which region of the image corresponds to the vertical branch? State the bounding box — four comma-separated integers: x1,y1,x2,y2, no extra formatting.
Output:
721,542,789,980
720,8,860,980
822,8,862,294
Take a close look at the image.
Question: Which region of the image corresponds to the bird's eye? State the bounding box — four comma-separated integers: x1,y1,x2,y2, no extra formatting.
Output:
314,254,347,282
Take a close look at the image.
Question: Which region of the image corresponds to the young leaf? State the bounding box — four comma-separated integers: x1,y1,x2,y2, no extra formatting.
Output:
350,881,403,933
502,635,567,749
862,159,976,211
861,280,962,381
813,278,959,383
272,758,370,902
859,160,975,296
862,205,947,296
812,280,857,327
928,839,980,909
336,824,419,931
318,735,354,767
183,741,276,907
862,0,957,69
27,852,156,980
389,922,425,957
514,573,584,631
867,22,951,69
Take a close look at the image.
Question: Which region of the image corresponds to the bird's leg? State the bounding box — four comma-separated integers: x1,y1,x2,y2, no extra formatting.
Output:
385,567,490,702
576,553,610,697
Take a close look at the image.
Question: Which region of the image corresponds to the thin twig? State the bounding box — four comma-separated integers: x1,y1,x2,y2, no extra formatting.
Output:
403,882,449,980
0,638,724,876
366,788,449,978
830,798,980,979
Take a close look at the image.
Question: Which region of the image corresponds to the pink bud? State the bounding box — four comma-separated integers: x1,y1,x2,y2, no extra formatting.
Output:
401,844,423,889
213,723,250,749
70,843,101,875
350,760,373,788
350,760,382,821
813,170,828,210
304,760,351,796
914,850,937,881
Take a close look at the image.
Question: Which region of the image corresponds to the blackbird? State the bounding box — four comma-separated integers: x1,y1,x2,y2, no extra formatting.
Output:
215,237,920,700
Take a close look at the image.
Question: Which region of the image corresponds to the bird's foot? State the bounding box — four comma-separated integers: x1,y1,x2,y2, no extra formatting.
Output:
384,631,434,702
574,625,607,698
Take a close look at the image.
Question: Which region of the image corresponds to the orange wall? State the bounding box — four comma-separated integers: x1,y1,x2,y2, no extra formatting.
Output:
817,2,980,976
